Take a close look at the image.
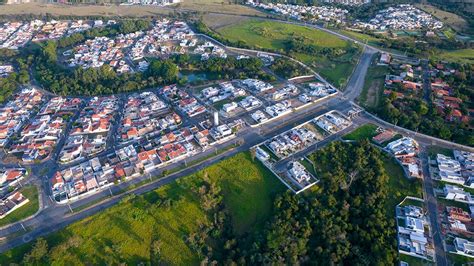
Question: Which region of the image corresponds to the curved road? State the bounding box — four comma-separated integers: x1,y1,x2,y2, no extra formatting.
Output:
0,10,472,265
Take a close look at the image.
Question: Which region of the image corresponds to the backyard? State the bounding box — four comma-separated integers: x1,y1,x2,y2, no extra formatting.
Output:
0,185,39,228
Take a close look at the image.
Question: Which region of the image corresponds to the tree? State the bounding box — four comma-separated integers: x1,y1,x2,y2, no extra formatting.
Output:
24,238,49,265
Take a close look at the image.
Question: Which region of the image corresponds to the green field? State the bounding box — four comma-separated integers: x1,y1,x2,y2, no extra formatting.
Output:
215,19,360,88
358,61,388,109
342,123,378,141
217,19,347,50
0,186,39,228
400,253,433,266
340,30,384,47
434,49,474,64
0,152,285,264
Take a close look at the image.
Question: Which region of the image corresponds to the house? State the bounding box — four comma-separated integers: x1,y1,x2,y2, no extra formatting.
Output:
386,137,418,158
0,191,30,219
444,185,474,204
437,154,464,185
454,237,474,257
287,161,311,184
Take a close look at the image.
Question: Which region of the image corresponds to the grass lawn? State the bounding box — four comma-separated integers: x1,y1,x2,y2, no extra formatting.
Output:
400,253,433,266
299,157,317,177
382,154,423,217
448,252,474,265
215,19,360,88
427,145,453,157
399,198,424,208
342,123,378,141
0,185,39,228
437,198,470,212
258,144,279,161
0,152,285,265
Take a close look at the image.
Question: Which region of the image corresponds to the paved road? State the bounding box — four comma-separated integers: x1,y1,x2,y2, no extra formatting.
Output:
0,12,471,263
419,148,447,266
0,96,353,253
344,46,377,101
421,59,432,103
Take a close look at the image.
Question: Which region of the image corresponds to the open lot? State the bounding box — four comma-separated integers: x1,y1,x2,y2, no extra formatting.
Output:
434,49,474,64
202,13,252,30
215,19,347,50
0,152,285,264
342,123,378,141
214,19,360,88
358,61,388,109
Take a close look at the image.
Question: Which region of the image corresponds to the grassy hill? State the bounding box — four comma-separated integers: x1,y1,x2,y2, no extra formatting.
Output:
214,19,361,89
0,152,285,265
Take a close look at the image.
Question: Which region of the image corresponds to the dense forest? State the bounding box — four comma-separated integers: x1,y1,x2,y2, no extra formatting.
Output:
0,49,32,103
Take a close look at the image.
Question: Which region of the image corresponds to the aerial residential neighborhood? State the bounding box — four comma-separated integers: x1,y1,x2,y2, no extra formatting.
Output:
354,4,443,30
0,0,472,265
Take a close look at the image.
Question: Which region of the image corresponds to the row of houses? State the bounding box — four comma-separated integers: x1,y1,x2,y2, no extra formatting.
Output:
51,117,243,202
67,19,199,73
0,167,29,220
266,125,319,159
67,32,140,73
59,96,118,164
195,41,227,61
314,111,351,134
396,202,435,261
162,86,207,118
434,151,474,187
119,91,180,143
306,82,338,98
0,19,108,49
129,19,195,62
200,81,246,104
383,58,423,98
248,2,348,24
355,4,443,31
9,97,82,163
0,87,44,147
0,191,29,219
0,168,27,190
430,63,471,124
386,137,422,178
256,109,353,194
